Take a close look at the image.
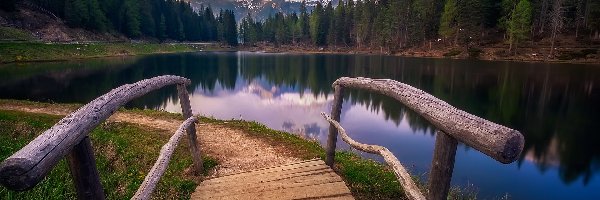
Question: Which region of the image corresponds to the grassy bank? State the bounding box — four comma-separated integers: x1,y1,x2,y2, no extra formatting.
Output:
0,42,201,63
0,109,217,199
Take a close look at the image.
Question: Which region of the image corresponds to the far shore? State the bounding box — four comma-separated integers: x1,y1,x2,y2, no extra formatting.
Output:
1,41,598,65
238,43,600,65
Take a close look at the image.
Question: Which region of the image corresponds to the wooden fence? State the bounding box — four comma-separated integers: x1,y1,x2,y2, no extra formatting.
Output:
0,75,203,200
322,77,525,200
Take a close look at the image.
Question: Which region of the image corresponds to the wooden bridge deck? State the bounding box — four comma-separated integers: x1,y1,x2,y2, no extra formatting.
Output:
191,159,354,200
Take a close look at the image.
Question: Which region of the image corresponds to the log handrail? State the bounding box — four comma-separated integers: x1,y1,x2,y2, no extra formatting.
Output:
0,75,203,200
133,116,198,200
324,77,525,200
331,77,524,163
322,113,425,200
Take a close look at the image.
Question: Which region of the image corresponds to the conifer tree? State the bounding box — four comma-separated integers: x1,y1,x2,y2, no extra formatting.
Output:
507,0,532,53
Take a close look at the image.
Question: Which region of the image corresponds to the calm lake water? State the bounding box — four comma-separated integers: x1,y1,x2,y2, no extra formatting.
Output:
0,52,599,199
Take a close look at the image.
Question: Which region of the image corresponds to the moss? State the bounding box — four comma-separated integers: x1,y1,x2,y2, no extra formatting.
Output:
467,48,483,58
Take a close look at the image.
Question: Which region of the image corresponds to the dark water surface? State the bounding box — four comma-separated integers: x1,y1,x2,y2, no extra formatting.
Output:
1,52,599,199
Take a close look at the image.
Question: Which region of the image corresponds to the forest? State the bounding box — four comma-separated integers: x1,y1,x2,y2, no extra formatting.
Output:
239,0,600,54
0,0,238,45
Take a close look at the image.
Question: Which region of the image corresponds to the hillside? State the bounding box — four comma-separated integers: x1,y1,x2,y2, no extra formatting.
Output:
0,4,126,42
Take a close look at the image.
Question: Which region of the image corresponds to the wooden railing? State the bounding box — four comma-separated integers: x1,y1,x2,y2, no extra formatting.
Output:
0,76,203,200
322,77,525,200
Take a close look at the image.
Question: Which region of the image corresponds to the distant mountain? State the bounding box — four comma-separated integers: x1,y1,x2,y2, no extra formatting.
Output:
188,0,337,21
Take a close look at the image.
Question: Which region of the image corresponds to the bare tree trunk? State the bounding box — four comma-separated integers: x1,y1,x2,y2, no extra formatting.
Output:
549,0,564,59
575,0,585,39
538,0,551,35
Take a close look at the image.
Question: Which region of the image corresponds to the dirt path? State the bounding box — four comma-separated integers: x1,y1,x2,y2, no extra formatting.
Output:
0,102,300,178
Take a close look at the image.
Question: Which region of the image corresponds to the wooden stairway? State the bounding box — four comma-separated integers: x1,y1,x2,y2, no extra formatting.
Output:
191,159,354,200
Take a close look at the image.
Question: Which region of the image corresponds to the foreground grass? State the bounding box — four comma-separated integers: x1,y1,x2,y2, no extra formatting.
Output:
0,110,217,199
0,42,197,63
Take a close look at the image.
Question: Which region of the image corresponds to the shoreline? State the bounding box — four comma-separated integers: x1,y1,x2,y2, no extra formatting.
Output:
238,44,600,65
2,41,598,65
0,42,224,64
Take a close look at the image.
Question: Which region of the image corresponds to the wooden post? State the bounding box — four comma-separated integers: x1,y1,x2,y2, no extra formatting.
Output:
326,85,344,167
177,84,203,175
67,137,105,200
427,131,458,200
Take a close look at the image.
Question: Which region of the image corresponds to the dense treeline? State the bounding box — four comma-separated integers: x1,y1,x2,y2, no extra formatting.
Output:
0,0,238,45
239,0,600,53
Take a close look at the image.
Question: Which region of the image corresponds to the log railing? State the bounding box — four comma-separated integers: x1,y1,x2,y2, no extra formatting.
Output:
0,75,203,200
323,77,525,200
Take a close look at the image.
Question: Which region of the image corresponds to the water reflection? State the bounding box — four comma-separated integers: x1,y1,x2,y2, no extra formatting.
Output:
0,52,599,199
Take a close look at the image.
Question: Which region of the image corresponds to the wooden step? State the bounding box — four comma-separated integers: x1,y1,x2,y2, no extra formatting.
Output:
192,159,354,200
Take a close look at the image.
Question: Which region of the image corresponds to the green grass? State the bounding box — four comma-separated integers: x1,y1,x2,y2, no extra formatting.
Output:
0,42,196,63
0,110,217,199
0,27,34,41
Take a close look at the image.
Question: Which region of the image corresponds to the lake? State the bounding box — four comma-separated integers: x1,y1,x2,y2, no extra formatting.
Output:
0,52,599,199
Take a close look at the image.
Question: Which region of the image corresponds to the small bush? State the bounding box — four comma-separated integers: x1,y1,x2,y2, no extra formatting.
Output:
443,49,462,57
468,48,483,58
0,27,34,41
494,49,510,57
581,48,598,55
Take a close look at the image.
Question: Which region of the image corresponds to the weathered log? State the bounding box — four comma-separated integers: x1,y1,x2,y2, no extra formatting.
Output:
177,84,203,175
132,117,198,200
322,113,426,200
325,85,344,167
427,131,458,200
333,77,524,164
0,75,191,191
67,137,105,200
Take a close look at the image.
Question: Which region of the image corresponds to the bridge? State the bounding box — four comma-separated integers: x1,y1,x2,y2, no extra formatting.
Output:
0,76,524,200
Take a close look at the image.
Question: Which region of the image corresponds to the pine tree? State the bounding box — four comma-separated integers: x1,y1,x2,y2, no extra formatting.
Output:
507,0,532,53
120,0,141,38
299,1,310,40
310,2,324,45
64,0,88,28
158,14,167,41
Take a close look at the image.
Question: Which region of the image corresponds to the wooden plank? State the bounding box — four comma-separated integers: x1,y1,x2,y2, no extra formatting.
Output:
198,174,343,197
333,77,524,164
207,181,352,200
212,158,321,178
202,159,324,184
194,181,351,200
200,165,332,187
427,131,458,200
0,75,191,191
66,137,105,200
132,117,198,200
198,168,338,191
192,159,354,200
177,84,203,175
